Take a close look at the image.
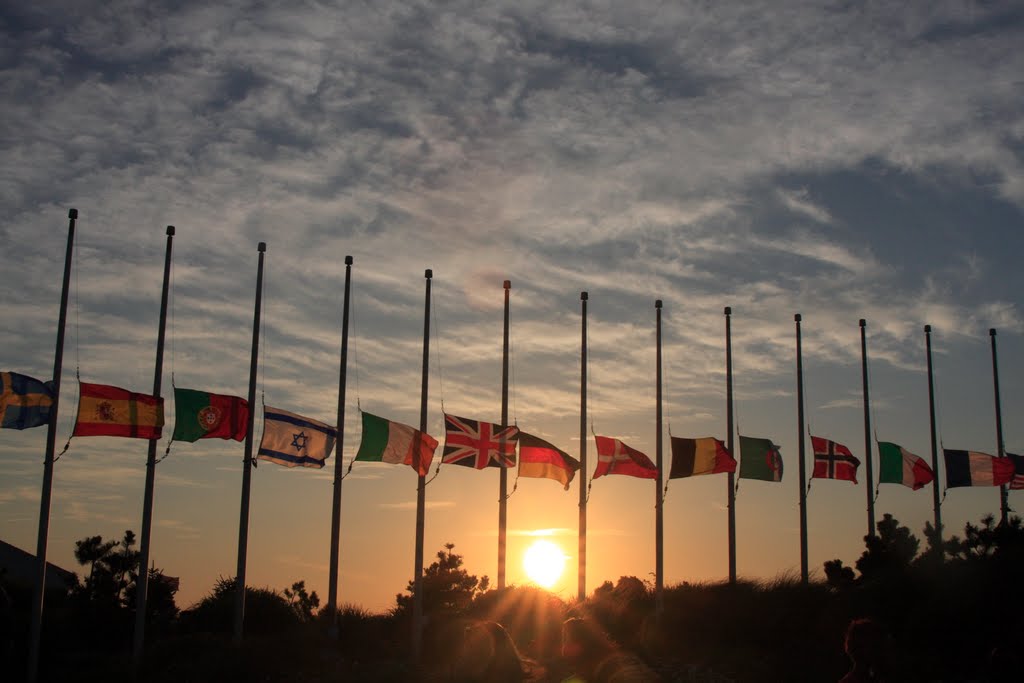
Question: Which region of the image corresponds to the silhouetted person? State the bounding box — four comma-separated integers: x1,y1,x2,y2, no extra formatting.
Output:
840,618,889,683
453,620,543,682
561,616,659,682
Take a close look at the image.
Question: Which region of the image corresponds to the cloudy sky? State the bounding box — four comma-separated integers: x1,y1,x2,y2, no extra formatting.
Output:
2,1,1023,613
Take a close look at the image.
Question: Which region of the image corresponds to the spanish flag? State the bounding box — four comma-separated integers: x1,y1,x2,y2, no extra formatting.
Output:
73,382,164,439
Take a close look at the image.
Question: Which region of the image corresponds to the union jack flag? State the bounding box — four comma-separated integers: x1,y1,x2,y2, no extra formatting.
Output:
442,414,520,469
1009,452,1024,490
811,436,860,484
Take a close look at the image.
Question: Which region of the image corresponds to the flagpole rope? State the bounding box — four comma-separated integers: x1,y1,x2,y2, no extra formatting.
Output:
431,286,445,415
169,248,175,387
510,336,518,427
74,216,81,380
350,273,360,411
931,331,946,455
155,441,173,464
661,482,669,505
339,458,354,481
585,478,593,503
873,483,880,504
504,472,519,500
54,381,83,463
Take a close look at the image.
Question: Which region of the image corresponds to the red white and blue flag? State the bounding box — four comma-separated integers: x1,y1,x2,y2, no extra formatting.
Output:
1006,452,1023,490
441,414,520,469
811,436,860,484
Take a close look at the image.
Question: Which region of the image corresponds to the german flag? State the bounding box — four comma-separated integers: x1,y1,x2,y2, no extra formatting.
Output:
73,382,164,439
518,432,580,490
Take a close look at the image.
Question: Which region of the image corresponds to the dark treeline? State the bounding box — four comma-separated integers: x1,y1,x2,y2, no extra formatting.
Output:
3,514,1022,681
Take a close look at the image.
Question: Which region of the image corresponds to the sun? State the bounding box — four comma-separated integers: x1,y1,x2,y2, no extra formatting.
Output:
523,539,566,588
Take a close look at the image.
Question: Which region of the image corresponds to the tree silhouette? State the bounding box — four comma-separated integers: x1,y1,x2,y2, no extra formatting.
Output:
855,513,919,580
395,542,489,617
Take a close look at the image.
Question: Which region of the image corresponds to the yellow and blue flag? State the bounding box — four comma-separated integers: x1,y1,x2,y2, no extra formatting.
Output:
1,371,55,430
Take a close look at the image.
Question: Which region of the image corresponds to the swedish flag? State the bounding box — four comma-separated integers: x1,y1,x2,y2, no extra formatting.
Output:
0,371,54,429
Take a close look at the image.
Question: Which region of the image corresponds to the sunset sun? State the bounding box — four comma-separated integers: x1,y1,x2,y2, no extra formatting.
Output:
523,539,566,588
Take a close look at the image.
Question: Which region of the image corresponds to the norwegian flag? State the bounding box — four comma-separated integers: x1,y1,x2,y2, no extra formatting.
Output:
1009,453,1024,490
811,436,860,484
441,414,520,469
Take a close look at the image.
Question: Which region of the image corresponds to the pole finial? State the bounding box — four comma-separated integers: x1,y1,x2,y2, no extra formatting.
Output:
345,255,353,265
990,328,997,336
503,279,511,290
166,225,175,236
859,318,867,328
425,268,432,279
68,208,78,219
925,324,931,333
724,306,731,315
257,242,267,252
794,313,801,322
655,299,662,309
581,291,588,300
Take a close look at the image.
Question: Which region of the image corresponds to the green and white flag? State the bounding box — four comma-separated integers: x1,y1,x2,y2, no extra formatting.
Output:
739,435,783,482
878,442,934,490
355,411,439,476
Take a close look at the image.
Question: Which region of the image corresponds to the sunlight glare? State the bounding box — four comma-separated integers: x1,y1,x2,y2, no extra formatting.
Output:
523,539,566,588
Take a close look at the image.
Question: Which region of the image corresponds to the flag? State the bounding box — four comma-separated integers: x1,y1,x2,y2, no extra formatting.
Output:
441,414,520,469
943,449,1015,488
1009,453,1024,491
739,436,783,482
593,436,658,479
0,371,54,429
73,382,164,439
878,442,934,490
669,437,736,478
171,387,248,442
257,407,336,468
811,436,860,484
355,411,439,477
518,432,580,490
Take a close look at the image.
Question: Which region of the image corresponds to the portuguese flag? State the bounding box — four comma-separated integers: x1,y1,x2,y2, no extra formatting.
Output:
355,411,439,476
73,382,164,439
172,387,249,442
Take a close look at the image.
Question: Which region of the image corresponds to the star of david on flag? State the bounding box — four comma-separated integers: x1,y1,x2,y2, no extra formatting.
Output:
257,406,336,469
441,413,520,469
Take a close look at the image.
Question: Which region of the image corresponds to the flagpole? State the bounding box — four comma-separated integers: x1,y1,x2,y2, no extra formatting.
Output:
655,299,664,614
795,314,808,585
578,291,588,602
28,208,77,683
860,319,875,537
413,268,432,659
327,255,353,636
925,325,942,552
234,241,266,644
133,225,175,665
498,279,511,590
725,306,736,585
989,328,1009,525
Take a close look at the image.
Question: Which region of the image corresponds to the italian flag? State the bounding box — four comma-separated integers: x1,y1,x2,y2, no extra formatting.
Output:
878,441,934,490
355,412,439,476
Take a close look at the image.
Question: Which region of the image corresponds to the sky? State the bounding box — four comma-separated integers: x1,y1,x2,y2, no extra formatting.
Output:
2,1,1024,615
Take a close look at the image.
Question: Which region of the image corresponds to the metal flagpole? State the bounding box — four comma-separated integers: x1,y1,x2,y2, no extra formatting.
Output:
989,328,1009,525
133,225,175,664
925,325,942,551
795,314,808,585
498,280,511,589
28,208,78,683
578,291,588,601
234,241,266,644
655,299,664,614
860,319,876,537
413,268,432,659
725,306,736,584
327,255,353,636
